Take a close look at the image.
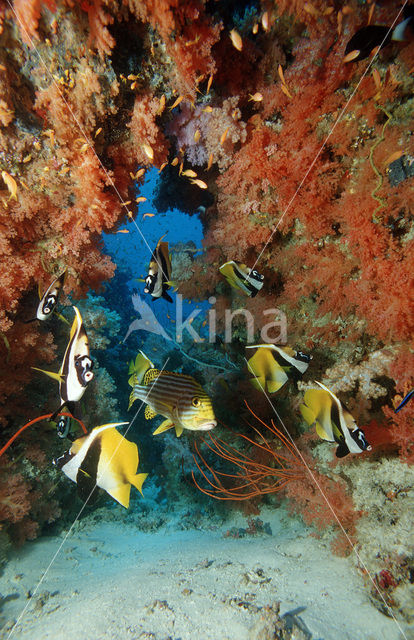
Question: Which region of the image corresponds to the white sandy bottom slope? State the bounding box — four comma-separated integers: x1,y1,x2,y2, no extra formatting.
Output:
0,509,406,640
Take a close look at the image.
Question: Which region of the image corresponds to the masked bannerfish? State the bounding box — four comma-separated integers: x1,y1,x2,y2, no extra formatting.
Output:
128,350,216,437
344,7,414,63
246,344,311,393
24,269,68,323
219,261,264,297
53,423,147,507
143,234,173,303
33,306,94,418
300,381,372,458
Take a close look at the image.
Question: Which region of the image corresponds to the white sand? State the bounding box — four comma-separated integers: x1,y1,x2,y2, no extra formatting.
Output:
0,507,407,640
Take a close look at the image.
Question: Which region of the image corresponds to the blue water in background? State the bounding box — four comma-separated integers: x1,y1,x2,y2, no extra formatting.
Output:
102,168,210,338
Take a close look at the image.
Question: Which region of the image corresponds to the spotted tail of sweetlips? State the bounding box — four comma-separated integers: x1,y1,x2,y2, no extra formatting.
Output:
128,351,155,410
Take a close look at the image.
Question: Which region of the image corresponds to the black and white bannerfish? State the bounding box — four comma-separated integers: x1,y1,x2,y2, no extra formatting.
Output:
246,344,312,393
24,269,68,323
300,381,372,458
219,261,264,297
344,7,414,63
53,423,148,508
33,306,94,418
128,350,216,437
144,234,174,303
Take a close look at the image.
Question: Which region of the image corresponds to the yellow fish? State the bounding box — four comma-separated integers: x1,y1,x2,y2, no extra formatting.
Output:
128,351,216,437
219,261,264,297
54,423,147,507
300,382,371,458
246,344,311,393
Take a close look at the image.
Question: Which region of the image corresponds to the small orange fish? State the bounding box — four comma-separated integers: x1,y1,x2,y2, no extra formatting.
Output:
229,29,242,51
367,2,375,25
194,129,201,143
249,92,263,102
157,95,166,115
130,168,146,180
202,106,213,113
278,64,286,86
220,127,229,145
304,3,319,17
281,84,293,99
116,229,130,234
95,127,102,137
142,144,154,161
261,11,269,31
372,68,381,89
252,23,258,35
384,150,404,166
142,213,155,219
169,95,184,110
171,157,179,167
135,196,147,203
1,171,17,200
158,162,167,172
182,169,198,178
207,153,213,170
206,74,213,94
191,179,208,189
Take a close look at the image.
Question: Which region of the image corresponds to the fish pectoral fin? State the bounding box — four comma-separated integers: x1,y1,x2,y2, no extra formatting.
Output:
54,311,70,325
153,419,174,435
174,425,183,437
32,367,63,383
315,420,334,442
145,405,157,420
131,472,148,496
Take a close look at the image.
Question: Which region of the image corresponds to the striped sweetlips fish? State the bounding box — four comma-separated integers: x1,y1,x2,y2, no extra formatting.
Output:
33,306,94,419
128,351,216,437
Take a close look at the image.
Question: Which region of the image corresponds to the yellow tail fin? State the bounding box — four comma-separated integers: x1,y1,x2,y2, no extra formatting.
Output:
131,472,148,496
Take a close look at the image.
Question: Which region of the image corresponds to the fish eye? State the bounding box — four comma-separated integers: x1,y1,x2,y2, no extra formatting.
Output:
192,397,201,407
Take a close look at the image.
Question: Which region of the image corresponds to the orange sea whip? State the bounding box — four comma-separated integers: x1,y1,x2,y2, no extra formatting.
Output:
191,402,304,500
0,412,87,458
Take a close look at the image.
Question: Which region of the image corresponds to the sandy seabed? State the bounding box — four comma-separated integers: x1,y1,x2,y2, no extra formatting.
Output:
0,507,407,640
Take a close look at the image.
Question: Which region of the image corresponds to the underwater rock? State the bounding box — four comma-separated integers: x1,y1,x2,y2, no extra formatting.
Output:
387,154,414,186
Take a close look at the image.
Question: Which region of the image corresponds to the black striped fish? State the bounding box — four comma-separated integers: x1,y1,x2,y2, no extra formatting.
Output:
144,234,173,303
246,344,311,393
300,382,372,458
24,269,68,323
128,351,216,437
219,261,264,297
33,306,94,418
54,423,147,508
